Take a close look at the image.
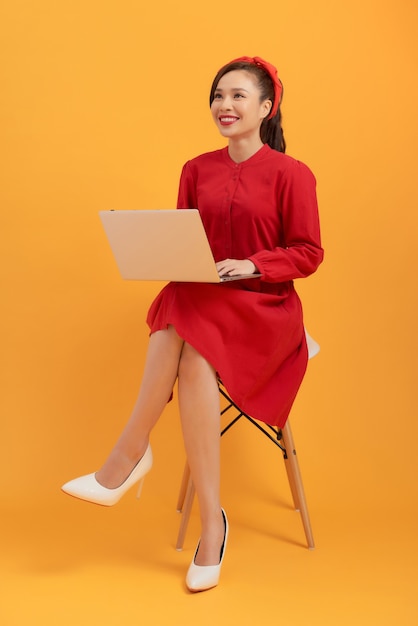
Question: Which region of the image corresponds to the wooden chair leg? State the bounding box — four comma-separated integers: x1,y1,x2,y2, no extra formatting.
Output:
176,463,195,551
281,421,315,549
176,462,191,513
281,426,302,512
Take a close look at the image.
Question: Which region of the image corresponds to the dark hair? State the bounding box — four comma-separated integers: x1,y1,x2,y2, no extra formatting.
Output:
209,61,286,153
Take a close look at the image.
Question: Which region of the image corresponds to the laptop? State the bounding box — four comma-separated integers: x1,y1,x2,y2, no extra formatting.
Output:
99,209,262,283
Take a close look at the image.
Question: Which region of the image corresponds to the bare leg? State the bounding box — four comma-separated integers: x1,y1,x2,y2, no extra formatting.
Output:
96,325,184,488
94,328,224,567
177,343,224,566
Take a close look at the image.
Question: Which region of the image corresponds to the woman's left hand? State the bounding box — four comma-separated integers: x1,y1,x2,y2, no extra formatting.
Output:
216,258,257,277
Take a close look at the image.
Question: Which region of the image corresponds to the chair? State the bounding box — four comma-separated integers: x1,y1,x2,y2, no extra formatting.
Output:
175,330,319,551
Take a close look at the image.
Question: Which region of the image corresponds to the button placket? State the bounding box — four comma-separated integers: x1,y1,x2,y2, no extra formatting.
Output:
223,166,241,256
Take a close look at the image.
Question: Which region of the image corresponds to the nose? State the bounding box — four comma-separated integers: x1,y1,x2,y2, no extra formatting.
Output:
220,95,233,111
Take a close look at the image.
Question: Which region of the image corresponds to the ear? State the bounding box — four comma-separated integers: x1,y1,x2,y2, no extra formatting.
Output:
261,99,272,119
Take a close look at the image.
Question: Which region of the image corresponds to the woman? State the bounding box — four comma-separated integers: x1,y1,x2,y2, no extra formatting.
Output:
62,56,324,592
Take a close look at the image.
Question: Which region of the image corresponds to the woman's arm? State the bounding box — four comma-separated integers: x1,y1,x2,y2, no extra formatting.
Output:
248,160,324,283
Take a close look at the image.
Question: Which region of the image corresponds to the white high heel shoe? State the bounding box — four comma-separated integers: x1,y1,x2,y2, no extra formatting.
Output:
61,444,153,506
186,509,228,592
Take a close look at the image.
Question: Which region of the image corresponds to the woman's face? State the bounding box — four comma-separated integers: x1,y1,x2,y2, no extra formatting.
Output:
211,70,271,142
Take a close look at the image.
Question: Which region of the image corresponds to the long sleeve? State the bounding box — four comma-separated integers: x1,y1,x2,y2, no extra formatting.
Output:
249,159,324,283
176,161,197,209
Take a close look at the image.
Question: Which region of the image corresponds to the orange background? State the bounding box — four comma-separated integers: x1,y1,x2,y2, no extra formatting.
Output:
1,1,417,624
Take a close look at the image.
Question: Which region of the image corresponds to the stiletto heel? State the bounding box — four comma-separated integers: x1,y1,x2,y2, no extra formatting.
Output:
136,478,145,499
186,509,228,592
61,444,153,506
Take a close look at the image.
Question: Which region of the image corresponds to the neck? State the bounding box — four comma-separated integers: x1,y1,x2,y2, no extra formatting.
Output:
227,137,264,163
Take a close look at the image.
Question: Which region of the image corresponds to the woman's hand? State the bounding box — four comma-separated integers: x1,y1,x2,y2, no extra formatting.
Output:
216,258,257,277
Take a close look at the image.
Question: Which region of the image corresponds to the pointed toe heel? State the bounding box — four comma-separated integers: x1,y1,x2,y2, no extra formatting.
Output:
61,444,153,506
186,509,228,592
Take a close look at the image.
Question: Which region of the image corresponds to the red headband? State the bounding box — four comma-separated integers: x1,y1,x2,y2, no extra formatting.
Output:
224,56,283,119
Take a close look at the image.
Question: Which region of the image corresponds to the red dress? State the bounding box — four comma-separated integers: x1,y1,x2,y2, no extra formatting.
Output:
147,144,324,427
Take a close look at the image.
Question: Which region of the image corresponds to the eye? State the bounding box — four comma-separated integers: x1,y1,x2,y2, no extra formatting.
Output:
213,93,222,99
234,93,245,99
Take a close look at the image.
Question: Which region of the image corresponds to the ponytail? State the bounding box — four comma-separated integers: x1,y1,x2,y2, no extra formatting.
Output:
261,107,286,153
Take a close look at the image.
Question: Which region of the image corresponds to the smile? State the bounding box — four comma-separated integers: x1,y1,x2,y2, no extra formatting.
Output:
219,116,239,126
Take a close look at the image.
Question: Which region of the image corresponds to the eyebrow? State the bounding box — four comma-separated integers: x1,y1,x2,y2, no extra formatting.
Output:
214,87,250,93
